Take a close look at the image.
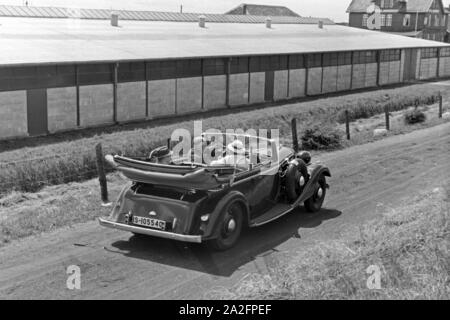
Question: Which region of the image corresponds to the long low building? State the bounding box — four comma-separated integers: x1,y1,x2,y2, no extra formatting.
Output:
0,6,449,139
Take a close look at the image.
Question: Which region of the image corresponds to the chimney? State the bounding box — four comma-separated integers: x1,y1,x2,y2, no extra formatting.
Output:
318,20,324,29
199,15,206,28
266,17,272,28
111,12,119,27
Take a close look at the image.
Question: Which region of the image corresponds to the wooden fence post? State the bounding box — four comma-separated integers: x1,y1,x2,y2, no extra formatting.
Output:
439,92,443,119
291,118,299,152
385,104,390,131
95,143,111,206
345,110,351,140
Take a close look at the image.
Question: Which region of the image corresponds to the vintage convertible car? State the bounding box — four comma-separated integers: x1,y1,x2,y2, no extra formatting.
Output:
99,133,331,250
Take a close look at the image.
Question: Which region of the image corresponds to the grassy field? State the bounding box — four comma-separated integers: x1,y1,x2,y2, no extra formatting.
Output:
339,102,450,147
0,173,126,245
0,82,448,195
211,186,450,300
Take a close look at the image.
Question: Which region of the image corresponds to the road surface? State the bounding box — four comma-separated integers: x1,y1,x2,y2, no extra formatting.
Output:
0,123,449,299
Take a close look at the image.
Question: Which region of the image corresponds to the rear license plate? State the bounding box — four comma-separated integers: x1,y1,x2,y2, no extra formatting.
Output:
132,216,166,231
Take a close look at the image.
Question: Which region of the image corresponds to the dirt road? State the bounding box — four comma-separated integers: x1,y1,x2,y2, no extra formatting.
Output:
0,123,449,299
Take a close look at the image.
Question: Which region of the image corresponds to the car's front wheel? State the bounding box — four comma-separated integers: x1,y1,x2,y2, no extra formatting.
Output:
209,201,244,251
304,175,327,213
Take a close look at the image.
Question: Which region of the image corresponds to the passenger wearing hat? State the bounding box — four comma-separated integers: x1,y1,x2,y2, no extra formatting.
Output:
149,146,172,165
210,140,249,169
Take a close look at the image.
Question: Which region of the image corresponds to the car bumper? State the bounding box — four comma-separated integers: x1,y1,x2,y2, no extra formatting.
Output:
98,217,202,243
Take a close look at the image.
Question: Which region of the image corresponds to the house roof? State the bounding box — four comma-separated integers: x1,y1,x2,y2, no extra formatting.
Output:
346,0,439,13
225,3,300,17
0,5,330,24
0,17,448,67
390,30,424,37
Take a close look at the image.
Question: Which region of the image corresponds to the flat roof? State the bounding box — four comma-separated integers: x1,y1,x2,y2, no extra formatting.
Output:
0,5,333,24
0,17,448,67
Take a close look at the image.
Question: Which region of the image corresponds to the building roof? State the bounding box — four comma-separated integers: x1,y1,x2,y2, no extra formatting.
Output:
0,17,448,67
346,0,439,13
0,5,329,24
225,3,300,17
390,30,424,37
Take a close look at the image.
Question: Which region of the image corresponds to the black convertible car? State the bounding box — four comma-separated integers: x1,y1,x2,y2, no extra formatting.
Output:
99,133,330,250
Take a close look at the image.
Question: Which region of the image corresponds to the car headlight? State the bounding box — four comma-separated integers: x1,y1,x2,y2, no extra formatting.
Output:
201,214,210,222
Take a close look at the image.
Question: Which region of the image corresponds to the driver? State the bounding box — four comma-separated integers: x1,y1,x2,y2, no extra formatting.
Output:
210,140,249,169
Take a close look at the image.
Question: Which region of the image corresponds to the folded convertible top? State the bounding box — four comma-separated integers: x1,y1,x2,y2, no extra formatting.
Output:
105,155,235,190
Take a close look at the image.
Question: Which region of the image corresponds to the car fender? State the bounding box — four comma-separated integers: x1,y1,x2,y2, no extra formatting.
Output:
293,165,331,207
108,181,134,221
203,190,250,240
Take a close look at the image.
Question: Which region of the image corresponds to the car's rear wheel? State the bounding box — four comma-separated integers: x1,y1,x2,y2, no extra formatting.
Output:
209,201,244,251
304,175,327,213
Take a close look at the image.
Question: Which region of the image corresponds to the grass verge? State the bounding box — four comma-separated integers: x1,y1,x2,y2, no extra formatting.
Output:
210,186,449,300
0,173,126,245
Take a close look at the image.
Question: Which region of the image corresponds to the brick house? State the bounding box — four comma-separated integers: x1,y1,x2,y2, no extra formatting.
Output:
347,0,448,42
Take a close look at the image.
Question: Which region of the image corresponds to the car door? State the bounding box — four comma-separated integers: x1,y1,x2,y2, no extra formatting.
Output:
232,155,280,218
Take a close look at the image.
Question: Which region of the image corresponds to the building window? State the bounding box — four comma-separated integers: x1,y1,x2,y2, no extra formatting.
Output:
306,54,322,68
440,47,450,57
421,48,438,59
434,15,439,27
230,57,249,74
323,52,338,67
380,14,392,27
386,14,392,26
322,52,352,67
380,49,401,62
353,51,377,64
424,16,428,25
381,0,394,8
175,59,202,78
441,16,446,27
288,54,305,69
403,14,411,27
362,14,368,27
203,58,227,76
337,52,352,65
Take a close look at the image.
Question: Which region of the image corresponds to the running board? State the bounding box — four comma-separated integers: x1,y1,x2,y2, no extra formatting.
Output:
249,203,294,227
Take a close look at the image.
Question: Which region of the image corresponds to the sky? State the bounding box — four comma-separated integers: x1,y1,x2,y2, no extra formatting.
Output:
1,0,450,23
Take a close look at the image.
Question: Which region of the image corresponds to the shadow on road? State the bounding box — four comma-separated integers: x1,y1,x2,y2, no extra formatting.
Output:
109,207,342,277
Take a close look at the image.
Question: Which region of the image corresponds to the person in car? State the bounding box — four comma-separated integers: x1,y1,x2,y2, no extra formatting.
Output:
210,140,250,169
